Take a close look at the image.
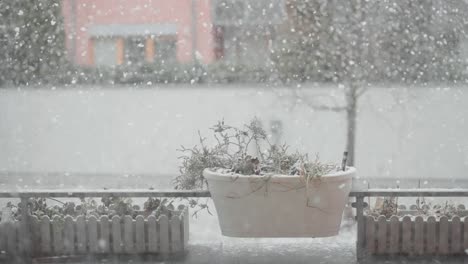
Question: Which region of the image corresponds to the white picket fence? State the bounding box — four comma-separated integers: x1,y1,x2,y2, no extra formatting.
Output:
0,208,189,257
365,215,468,255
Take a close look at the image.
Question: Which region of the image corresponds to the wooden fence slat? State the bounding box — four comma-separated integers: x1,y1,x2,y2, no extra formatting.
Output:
63,216,75,255
76,216,87,254
170,215,182,253
426,216,437,254
52,216,64,255
40,216,51,254
30,216,40,256
159,215,169,254
414,216,424,255
135,215,145,253
0,223,6,253
401,216,412,254
123,215,134,253
17,219,26,254
376,216,387,254
439,216,449,254
388,216,399,254
147,216,158,253
180,213,186,250
365,216,376,254
464,217,468,251
451,216,461,254
99,216,110,253
88,216,98,253
183,208,189,246
112,216,122,253
6,222,17,255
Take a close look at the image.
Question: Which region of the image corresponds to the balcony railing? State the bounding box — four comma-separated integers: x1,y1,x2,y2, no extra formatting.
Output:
2,189,468,263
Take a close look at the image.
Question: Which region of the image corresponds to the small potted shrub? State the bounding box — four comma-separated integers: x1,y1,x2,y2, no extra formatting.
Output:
176,119,355,237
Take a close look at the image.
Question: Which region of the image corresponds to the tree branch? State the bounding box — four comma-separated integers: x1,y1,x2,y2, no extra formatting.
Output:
292,88,347,112
303,102,347,112
356,86,368,98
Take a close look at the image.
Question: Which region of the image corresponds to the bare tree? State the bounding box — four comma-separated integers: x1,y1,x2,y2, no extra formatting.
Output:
272,0,466,166
273,0,371,166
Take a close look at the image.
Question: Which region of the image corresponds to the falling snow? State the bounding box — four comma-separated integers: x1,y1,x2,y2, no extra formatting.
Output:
1,0,468,263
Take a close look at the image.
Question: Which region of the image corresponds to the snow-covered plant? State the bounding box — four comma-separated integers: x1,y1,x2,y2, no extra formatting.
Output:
1,197,184,221
367,197,398,218
408,200,467,219
174,118,340,191
367,198,466,219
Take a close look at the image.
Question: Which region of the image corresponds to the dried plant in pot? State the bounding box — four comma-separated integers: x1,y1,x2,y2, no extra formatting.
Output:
175,119,356,237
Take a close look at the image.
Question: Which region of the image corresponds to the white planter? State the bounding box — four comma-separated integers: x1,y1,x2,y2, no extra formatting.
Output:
204,167,355,237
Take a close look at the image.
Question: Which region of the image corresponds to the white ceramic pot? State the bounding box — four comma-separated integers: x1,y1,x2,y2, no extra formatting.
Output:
203,167,356,237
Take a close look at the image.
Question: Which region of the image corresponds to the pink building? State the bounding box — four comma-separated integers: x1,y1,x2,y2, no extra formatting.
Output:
62,0,219,66
61,0,286,67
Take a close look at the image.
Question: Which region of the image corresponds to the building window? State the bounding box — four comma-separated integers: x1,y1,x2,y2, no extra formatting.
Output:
124,37,146,66
91,36,177,67
154,37,177,65
93,37,117,67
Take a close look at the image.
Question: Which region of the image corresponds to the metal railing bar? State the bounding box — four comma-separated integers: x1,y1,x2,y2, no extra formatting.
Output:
349,190,468,197
1,189,468,198
0,190,211,198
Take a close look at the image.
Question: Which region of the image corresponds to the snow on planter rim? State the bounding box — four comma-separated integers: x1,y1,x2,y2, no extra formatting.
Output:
203,167,356,183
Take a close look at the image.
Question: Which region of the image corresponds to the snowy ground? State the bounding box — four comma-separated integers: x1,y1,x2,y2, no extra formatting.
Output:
52,232,358,264
27,227,468,264
1,84,468,187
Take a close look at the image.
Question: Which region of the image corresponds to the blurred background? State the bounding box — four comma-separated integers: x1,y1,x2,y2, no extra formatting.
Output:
0,0,468,189
2,2,468,262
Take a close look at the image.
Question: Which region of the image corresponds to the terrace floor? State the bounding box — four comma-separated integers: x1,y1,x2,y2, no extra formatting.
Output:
7,225,467,264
